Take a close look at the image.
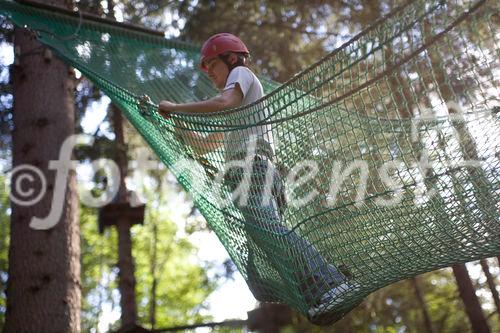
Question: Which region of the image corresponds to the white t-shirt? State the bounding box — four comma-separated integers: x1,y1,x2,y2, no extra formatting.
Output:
224,66,264,106
223,66,274,160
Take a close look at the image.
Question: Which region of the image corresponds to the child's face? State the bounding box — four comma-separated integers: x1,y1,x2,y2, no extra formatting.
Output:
204,57,230,90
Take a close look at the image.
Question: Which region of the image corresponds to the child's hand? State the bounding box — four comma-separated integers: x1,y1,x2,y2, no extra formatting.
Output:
158,100,177,118
138,94,152,116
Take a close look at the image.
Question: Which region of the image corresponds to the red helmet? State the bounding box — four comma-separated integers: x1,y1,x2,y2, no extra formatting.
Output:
199,33,249,72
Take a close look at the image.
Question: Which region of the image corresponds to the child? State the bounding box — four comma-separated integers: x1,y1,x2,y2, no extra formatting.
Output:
158,33,358,319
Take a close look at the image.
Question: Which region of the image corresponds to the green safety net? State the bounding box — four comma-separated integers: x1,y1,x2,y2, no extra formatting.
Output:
1,0,499,324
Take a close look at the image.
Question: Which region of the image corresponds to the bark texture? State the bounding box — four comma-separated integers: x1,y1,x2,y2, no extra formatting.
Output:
452,264,490,333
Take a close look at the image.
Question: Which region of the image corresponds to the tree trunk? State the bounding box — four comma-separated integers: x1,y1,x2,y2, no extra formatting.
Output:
411,277,435,333
479,259,500,316
5,3,81,331
452,264,490,333
117,219,136,326
112,104,137,326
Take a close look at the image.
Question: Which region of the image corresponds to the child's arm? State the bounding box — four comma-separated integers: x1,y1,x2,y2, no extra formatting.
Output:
160,87,243,155
159,87,243,115
178,130,224,156
171,118,223,155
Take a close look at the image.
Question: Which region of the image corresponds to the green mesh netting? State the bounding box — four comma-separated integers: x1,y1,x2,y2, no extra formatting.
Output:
1,0,499,324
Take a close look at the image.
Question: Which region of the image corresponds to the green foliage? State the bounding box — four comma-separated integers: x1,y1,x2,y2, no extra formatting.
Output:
133,203,216,328
79,163,216,331
80,205,119,332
